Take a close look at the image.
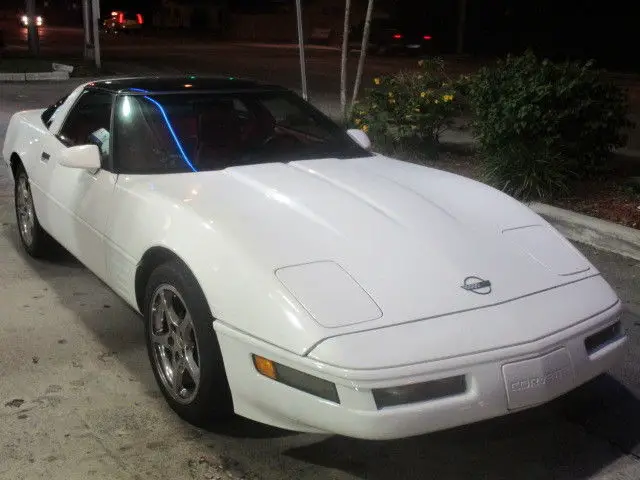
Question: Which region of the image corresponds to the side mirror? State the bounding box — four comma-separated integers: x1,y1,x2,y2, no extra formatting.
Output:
58,144,101,170
347,128,372,151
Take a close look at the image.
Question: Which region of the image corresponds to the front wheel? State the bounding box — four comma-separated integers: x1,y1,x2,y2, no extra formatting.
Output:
14,166,54,258
144,259,233,427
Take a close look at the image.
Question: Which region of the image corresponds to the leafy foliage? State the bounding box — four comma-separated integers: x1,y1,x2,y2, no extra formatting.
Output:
349,58,462,152
463,51,632,201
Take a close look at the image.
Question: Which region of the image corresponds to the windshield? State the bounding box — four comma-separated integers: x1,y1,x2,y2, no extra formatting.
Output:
112,90,371,174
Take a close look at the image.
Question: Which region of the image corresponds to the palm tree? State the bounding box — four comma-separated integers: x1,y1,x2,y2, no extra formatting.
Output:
339,0,352,119
351,0,375,107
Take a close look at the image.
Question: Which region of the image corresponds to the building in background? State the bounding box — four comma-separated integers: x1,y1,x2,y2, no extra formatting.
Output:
151,0,229,32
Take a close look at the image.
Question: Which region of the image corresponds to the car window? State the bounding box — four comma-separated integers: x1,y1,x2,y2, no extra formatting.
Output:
112,90,371,174
58,89,114,162
260,96,333,139
41,95,68,129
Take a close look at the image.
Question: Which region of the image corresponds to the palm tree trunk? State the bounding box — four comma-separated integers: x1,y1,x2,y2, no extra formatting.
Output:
351,0,375,108
339,0,352,120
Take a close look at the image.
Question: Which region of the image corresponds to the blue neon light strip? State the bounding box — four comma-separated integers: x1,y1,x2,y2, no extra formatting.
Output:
143,96,197,172
127,88,197,172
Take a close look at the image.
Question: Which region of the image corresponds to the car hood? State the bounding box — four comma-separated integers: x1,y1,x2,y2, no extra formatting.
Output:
133,155,596,335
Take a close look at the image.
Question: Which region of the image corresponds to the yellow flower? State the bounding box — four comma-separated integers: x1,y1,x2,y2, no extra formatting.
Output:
420,91,426,98
355,118,361,125
361,125,369,133
389,98,396,104
374,77,381,85
442,94,454,102
388,91,394,97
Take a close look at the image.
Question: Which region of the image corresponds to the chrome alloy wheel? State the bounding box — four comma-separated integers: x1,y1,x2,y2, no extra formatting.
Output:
16,175,36,247
150,285,201,404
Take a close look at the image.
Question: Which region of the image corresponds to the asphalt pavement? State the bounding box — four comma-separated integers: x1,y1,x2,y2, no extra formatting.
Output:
0,23,479,101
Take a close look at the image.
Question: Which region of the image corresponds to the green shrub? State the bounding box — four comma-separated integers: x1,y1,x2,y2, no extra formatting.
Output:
349,58,462,152
464,51,632,201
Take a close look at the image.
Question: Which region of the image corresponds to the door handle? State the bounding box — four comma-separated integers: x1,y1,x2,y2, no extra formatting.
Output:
41,152,50,162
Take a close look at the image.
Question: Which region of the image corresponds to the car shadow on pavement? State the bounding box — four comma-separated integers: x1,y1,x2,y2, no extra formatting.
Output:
283,378,640,479
208,416,299,439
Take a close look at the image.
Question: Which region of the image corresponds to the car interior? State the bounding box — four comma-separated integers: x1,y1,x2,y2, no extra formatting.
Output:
115,94,331,173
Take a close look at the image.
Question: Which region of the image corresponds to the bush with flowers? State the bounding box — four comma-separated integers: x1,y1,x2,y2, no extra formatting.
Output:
349,58,462,150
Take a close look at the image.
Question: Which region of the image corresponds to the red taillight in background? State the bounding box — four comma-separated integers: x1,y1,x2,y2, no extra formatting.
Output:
423,35,432,40
392,33,403,39
117,12,124,23
136,13,144,24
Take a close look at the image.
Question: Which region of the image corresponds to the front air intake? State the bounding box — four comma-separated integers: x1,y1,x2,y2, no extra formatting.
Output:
584,320,623,356
373,375,467,410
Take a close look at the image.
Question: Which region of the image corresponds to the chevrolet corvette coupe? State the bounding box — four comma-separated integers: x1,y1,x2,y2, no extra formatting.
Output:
2,77,628,440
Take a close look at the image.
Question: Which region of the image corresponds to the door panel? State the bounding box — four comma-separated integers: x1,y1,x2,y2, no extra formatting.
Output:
30,133,66,235
44,162,116,280
39,88,117,281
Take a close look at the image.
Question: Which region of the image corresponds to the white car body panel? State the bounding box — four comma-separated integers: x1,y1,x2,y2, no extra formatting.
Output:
105,157,598,355
2,79,628,440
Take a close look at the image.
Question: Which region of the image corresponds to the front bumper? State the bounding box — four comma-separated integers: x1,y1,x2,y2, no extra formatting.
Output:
214,283,627,440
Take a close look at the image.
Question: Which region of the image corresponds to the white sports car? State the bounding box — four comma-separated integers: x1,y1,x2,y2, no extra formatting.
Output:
2,77,628,440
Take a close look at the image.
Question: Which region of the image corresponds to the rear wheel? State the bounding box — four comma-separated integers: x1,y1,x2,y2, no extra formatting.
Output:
14,166,54,258
144,259,233,427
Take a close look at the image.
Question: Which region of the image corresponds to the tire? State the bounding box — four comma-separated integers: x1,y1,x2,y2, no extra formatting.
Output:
14,166,54,258
144,259,233,427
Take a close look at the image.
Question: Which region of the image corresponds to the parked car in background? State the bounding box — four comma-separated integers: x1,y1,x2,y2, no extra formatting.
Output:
102,10,144,34
350,17,434,56
18,11,44,27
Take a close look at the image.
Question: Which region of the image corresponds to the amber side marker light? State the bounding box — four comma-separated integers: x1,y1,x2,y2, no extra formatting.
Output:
253,355,277,379
252,354,340,403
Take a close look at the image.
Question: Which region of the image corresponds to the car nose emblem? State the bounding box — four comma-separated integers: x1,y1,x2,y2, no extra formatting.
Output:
461,276,492,295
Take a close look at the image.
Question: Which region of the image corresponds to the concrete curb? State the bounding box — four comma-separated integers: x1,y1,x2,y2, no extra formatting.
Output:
0,71,69,81
437,128,640,158
529,202,640,261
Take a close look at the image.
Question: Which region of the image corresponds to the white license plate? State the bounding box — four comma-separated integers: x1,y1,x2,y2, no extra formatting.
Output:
502,347,575,410
407,44,421,49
